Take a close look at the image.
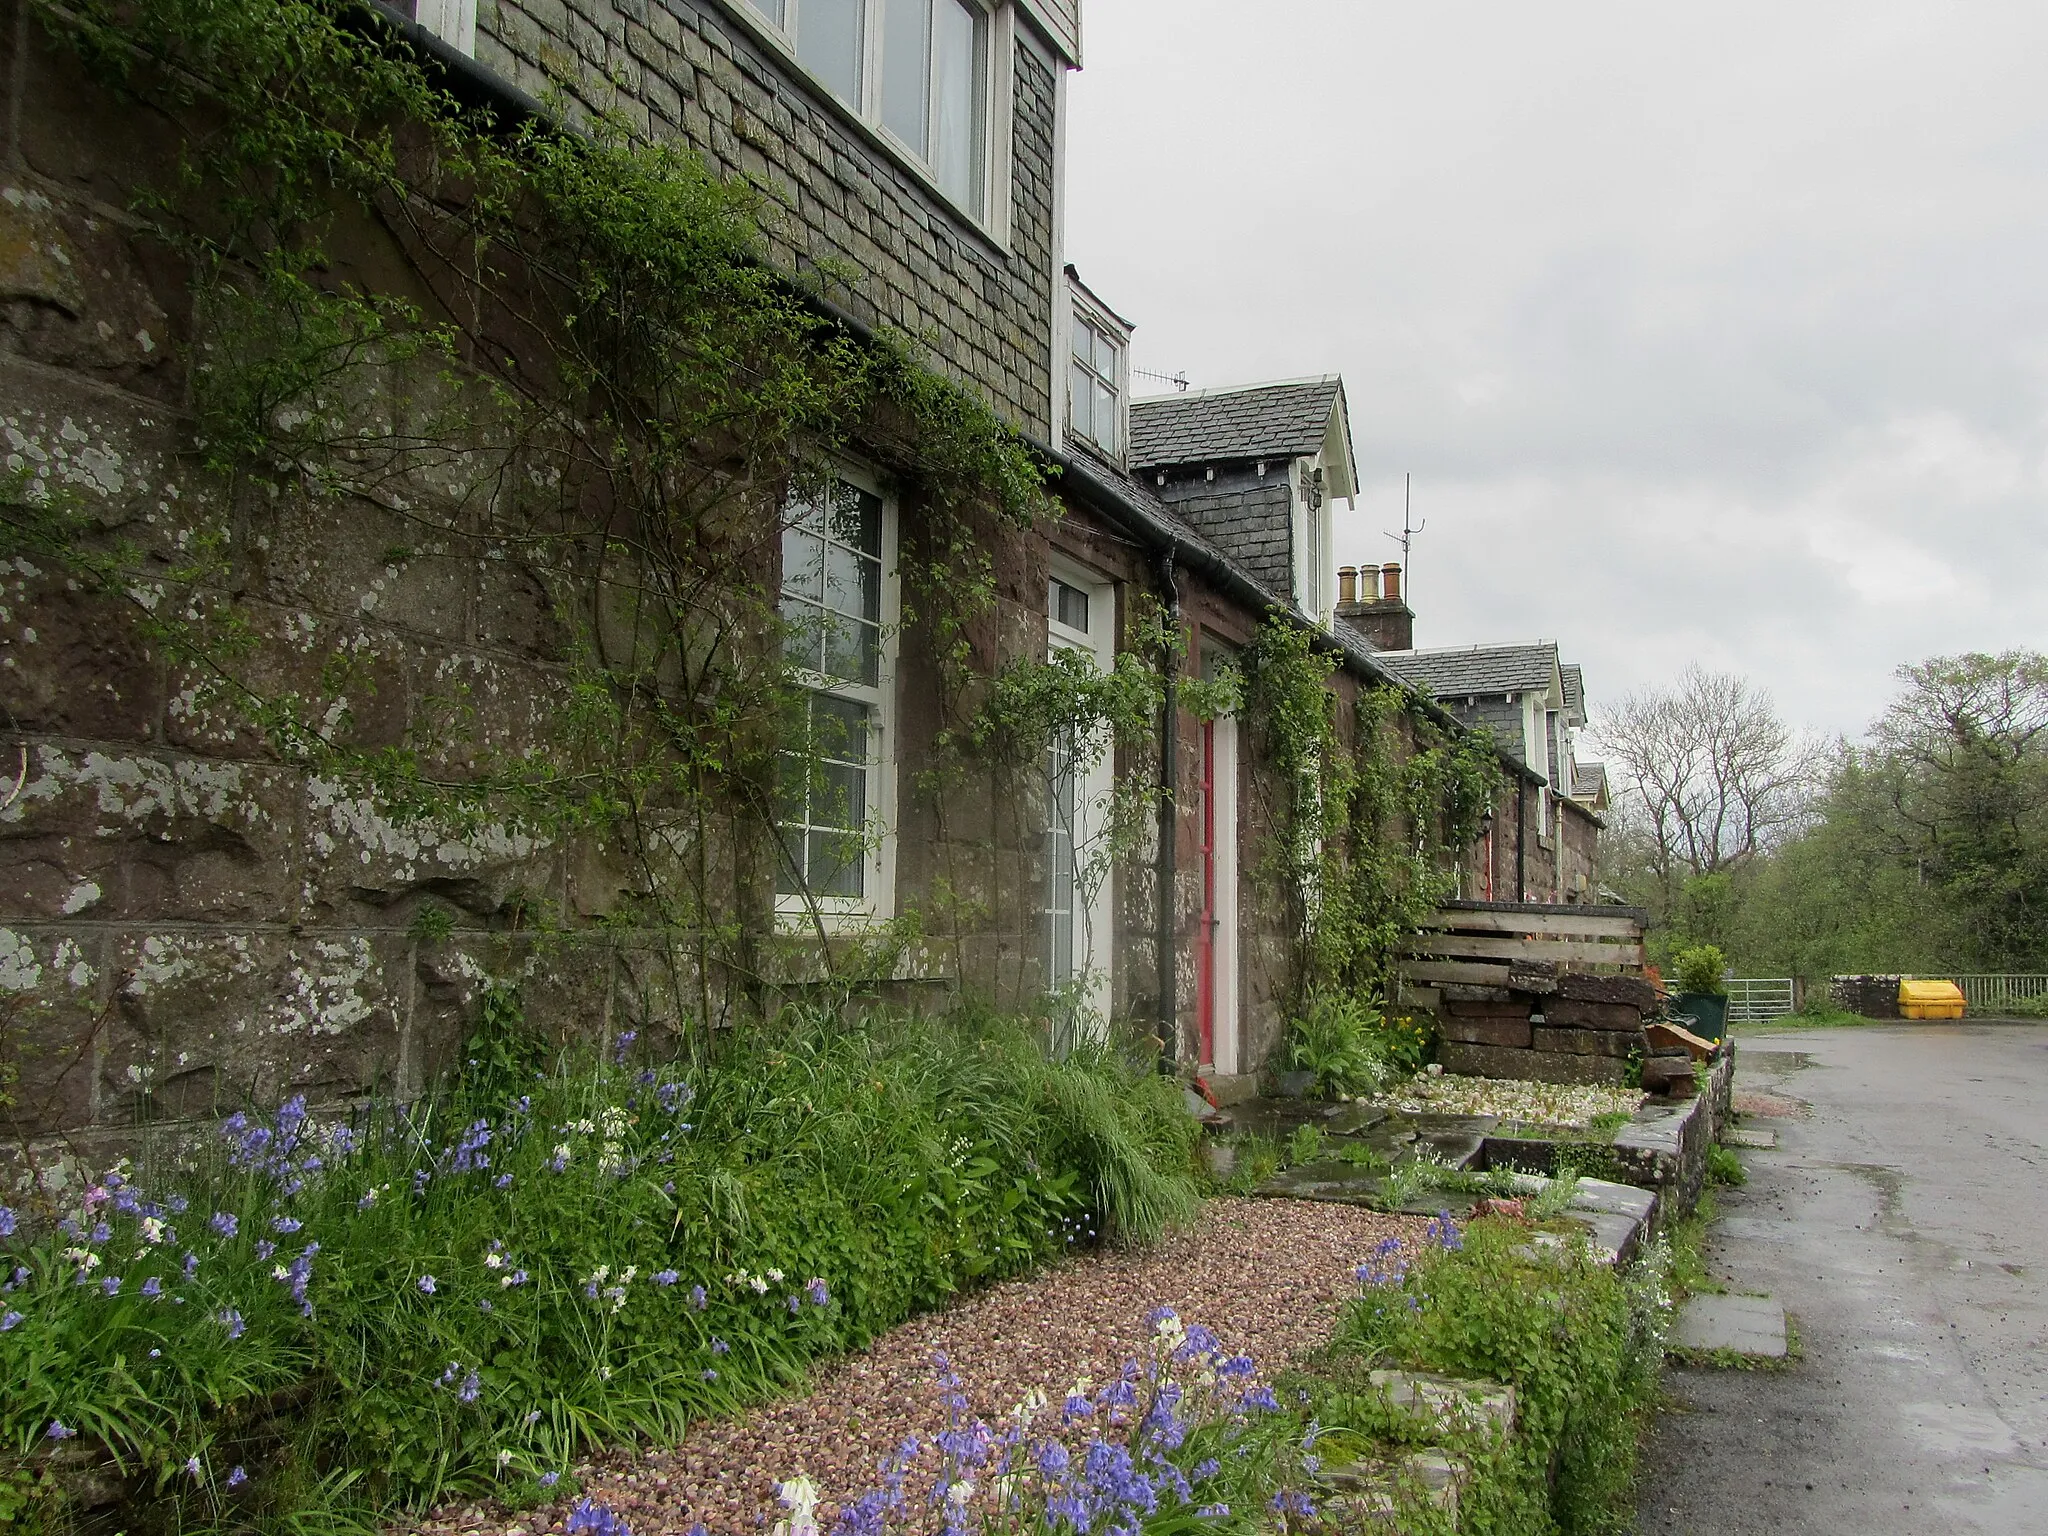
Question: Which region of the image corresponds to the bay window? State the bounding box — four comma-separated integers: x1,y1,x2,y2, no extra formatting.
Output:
742,0,991,215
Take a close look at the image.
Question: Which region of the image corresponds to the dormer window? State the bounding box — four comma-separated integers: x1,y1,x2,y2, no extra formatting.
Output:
740,0,992,216
1070,311,1123,456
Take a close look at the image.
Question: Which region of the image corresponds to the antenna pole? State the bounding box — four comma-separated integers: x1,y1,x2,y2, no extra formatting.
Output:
1385,472,1425,598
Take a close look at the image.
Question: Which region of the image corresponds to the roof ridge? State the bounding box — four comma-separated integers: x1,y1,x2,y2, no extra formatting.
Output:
1130,374,1340,408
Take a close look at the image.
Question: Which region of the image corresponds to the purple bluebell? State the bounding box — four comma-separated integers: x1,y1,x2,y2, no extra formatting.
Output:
806,1277,830,1306
271,1216,303,1235
219,1307,246,1340
653,1270,679,1287
710,1337,729,1355
495,1174,514,1189
47,1421,74,1440
100,1275,122,1296
183,1252,200,1278
0,1311,20,1331
88,1222,110,1245
458,1370,481,1403
254,1240,275,1262
0,1206,14,1237
418,1274,437,1294
141,1276,163,1299
566,1497,632,1536
209,1211,238,1239
688,1285,707,1310
227,1466,248,1488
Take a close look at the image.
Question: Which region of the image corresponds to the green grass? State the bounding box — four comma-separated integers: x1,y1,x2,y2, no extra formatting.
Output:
0,1004,1201,1532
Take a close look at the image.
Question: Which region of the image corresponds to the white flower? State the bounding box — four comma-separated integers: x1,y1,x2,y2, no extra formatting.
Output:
553,1143,574,1165
272,1265,290,1282
139,1217,166,1246
496,1449,513,1469
774,1475,821,1536
620,1266,637,1285
484,1252,505,1270
946,1480,976,1506
766,1268,785,1283
750,1275,769,1295
588,1266,609,1285
597,1365,613,1381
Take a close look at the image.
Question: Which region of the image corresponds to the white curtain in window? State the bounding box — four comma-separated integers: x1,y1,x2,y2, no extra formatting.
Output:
883,0,931,149
931,0,984,207
798,0,865,107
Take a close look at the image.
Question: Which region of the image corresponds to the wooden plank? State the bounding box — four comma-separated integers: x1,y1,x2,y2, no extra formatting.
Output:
1399,959,1516,987
1404,933,1646,966
1419,908,1643,940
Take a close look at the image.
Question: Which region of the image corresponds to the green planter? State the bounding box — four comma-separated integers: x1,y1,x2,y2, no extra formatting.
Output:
1674,993,1728,1042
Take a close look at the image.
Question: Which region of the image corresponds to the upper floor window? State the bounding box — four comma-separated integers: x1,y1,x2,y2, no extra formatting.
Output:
1070,310,1122,457
777,473,898,923
744,0,990,214
411,0,476,54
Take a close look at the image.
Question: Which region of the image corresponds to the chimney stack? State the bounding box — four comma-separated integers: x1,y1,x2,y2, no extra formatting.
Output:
1333,560,1414,652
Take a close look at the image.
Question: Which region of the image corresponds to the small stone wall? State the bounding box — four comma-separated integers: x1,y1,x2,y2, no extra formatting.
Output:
1435,970,1660,1087
1830,975,1903,1019
1611,1047,1735,1221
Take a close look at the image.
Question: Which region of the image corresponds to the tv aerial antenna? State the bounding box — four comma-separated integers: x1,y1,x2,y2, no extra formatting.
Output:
1384,472,1424,591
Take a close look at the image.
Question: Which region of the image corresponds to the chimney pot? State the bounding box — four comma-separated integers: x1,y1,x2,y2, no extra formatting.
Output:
1338,566,1358,604
1382,562,1402,602
1362,565,1381,601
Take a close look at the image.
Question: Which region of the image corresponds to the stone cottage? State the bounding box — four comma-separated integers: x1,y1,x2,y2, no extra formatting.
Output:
0,0,1523,1147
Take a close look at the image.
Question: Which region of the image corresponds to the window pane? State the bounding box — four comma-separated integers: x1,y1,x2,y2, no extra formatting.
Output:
882,0,931,148
1050,578,1089,634
809,829,864,896
813,691,870,762
825,482,882,557
1072,316,1092,368
755,0,788,23
1093,378,1117,455
782,526,825,602
797,0,864,106
1093,328,1117,377
1069,361,1092,437
825,540,879,625
822,612,879,686
781,594,825,672
931,0,984,206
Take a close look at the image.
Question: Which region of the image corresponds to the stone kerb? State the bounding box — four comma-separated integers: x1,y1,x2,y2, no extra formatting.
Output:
1611,1047,1735,1219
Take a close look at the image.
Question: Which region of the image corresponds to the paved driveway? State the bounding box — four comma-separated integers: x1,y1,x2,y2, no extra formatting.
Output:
1634,1022,2048,1534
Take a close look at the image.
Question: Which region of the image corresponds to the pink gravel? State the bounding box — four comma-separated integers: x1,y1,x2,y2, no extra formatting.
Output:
396,1197,1424,1536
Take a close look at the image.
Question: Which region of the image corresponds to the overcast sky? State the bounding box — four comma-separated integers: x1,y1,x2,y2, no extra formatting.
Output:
1062,0,2048,742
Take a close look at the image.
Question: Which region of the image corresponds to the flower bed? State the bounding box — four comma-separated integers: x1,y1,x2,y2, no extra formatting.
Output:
0,1011,1201,1532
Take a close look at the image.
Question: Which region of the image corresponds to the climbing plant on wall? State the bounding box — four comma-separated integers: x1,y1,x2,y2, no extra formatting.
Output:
0,0,1131,1044
1240,618,1501,1008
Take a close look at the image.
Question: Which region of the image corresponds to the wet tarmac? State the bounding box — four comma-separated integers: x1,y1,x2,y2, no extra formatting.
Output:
1634,1022,2048,1533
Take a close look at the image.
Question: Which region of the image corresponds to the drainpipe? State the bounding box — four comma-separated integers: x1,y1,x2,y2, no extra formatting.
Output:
1155,549,1181,1071
1515,779,1527,904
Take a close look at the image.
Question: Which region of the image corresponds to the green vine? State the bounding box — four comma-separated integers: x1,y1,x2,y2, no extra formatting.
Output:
1241,619,1501,1009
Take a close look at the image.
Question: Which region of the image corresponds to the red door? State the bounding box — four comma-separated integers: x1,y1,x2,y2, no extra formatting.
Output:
1196,720,1216,1067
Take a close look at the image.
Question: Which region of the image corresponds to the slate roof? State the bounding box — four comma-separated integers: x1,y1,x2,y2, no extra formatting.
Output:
1561,663,1586,724
1374,643,1562,700
1129,377,1345,469
1572,762,1609,801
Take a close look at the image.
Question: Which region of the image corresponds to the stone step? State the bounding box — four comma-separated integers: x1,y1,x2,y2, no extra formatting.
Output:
1723,1125,1777,1149
1672,1292,1788,1359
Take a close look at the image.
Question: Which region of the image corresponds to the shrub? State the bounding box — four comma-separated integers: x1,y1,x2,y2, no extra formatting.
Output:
0,1006,1200,1531
1281,992,1429,1099
1319,1217,1669,1534
1706,1143,1748,1187
1671,946,1728,997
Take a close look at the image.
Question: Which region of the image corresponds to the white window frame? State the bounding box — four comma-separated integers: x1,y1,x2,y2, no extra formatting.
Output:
412,0,477,54
1044,556,1115,1029
725,0,1011,237
1292,456,1335,626
1067,298,1128,460
774,465,901,931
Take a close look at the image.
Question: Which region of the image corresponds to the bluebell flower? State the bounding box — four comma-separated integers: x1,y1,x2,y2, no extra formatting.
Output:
458,1370,481,1404
688,1284,707,1310
495,1174,514,1189
271,1216,303,1235
100,1275,122,1296
254,1240,275,1262
806,1277,830,1306
88,1222,110,1245
210,1212,238,1239
1238,1385,1280,1413
539,1471,560,1488
226,1465,248,1488
0,1206,14,1237
611,1031,638,1066
418,1274,437,1294
0,1311,20,1331
141,1277,163,1299
47,1421,74,1440
710,1337,729,1355
567,1496,632,1536
653,1270,679,1287
183,1252,200,1278
184,1455,202,1477
786,1294,801,1314
219,1307,246,1340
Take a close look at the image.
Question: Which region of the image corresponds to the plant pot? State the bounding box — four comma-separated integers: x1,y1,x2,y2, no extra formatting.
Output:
1674,993,1728,1043
1275,1069,1317,1099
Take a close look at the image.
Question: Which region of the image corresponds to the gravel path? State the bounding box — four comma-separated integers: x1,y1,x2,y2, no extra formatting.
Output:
400,1198,1423,1536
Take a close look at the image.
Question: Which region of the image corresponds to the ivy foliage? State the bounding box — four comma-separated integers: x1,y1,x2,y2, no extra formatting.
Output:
18,0,1075,1025
1241,618,1501,1008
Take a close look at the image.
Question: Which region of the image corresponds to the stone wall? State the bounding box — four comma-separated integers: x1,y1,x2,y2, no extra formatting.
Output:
475,0,1062,437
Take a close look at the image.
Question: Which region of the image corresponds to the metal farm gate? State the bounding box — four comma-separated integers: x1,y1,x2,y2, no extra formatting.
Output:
1724,977,1796,1026
1946,974,2048,1013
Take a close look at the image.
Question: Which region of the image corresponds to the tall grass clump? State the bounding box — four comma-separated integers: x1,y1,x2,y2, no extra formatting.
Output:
0,1004,1200,1531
